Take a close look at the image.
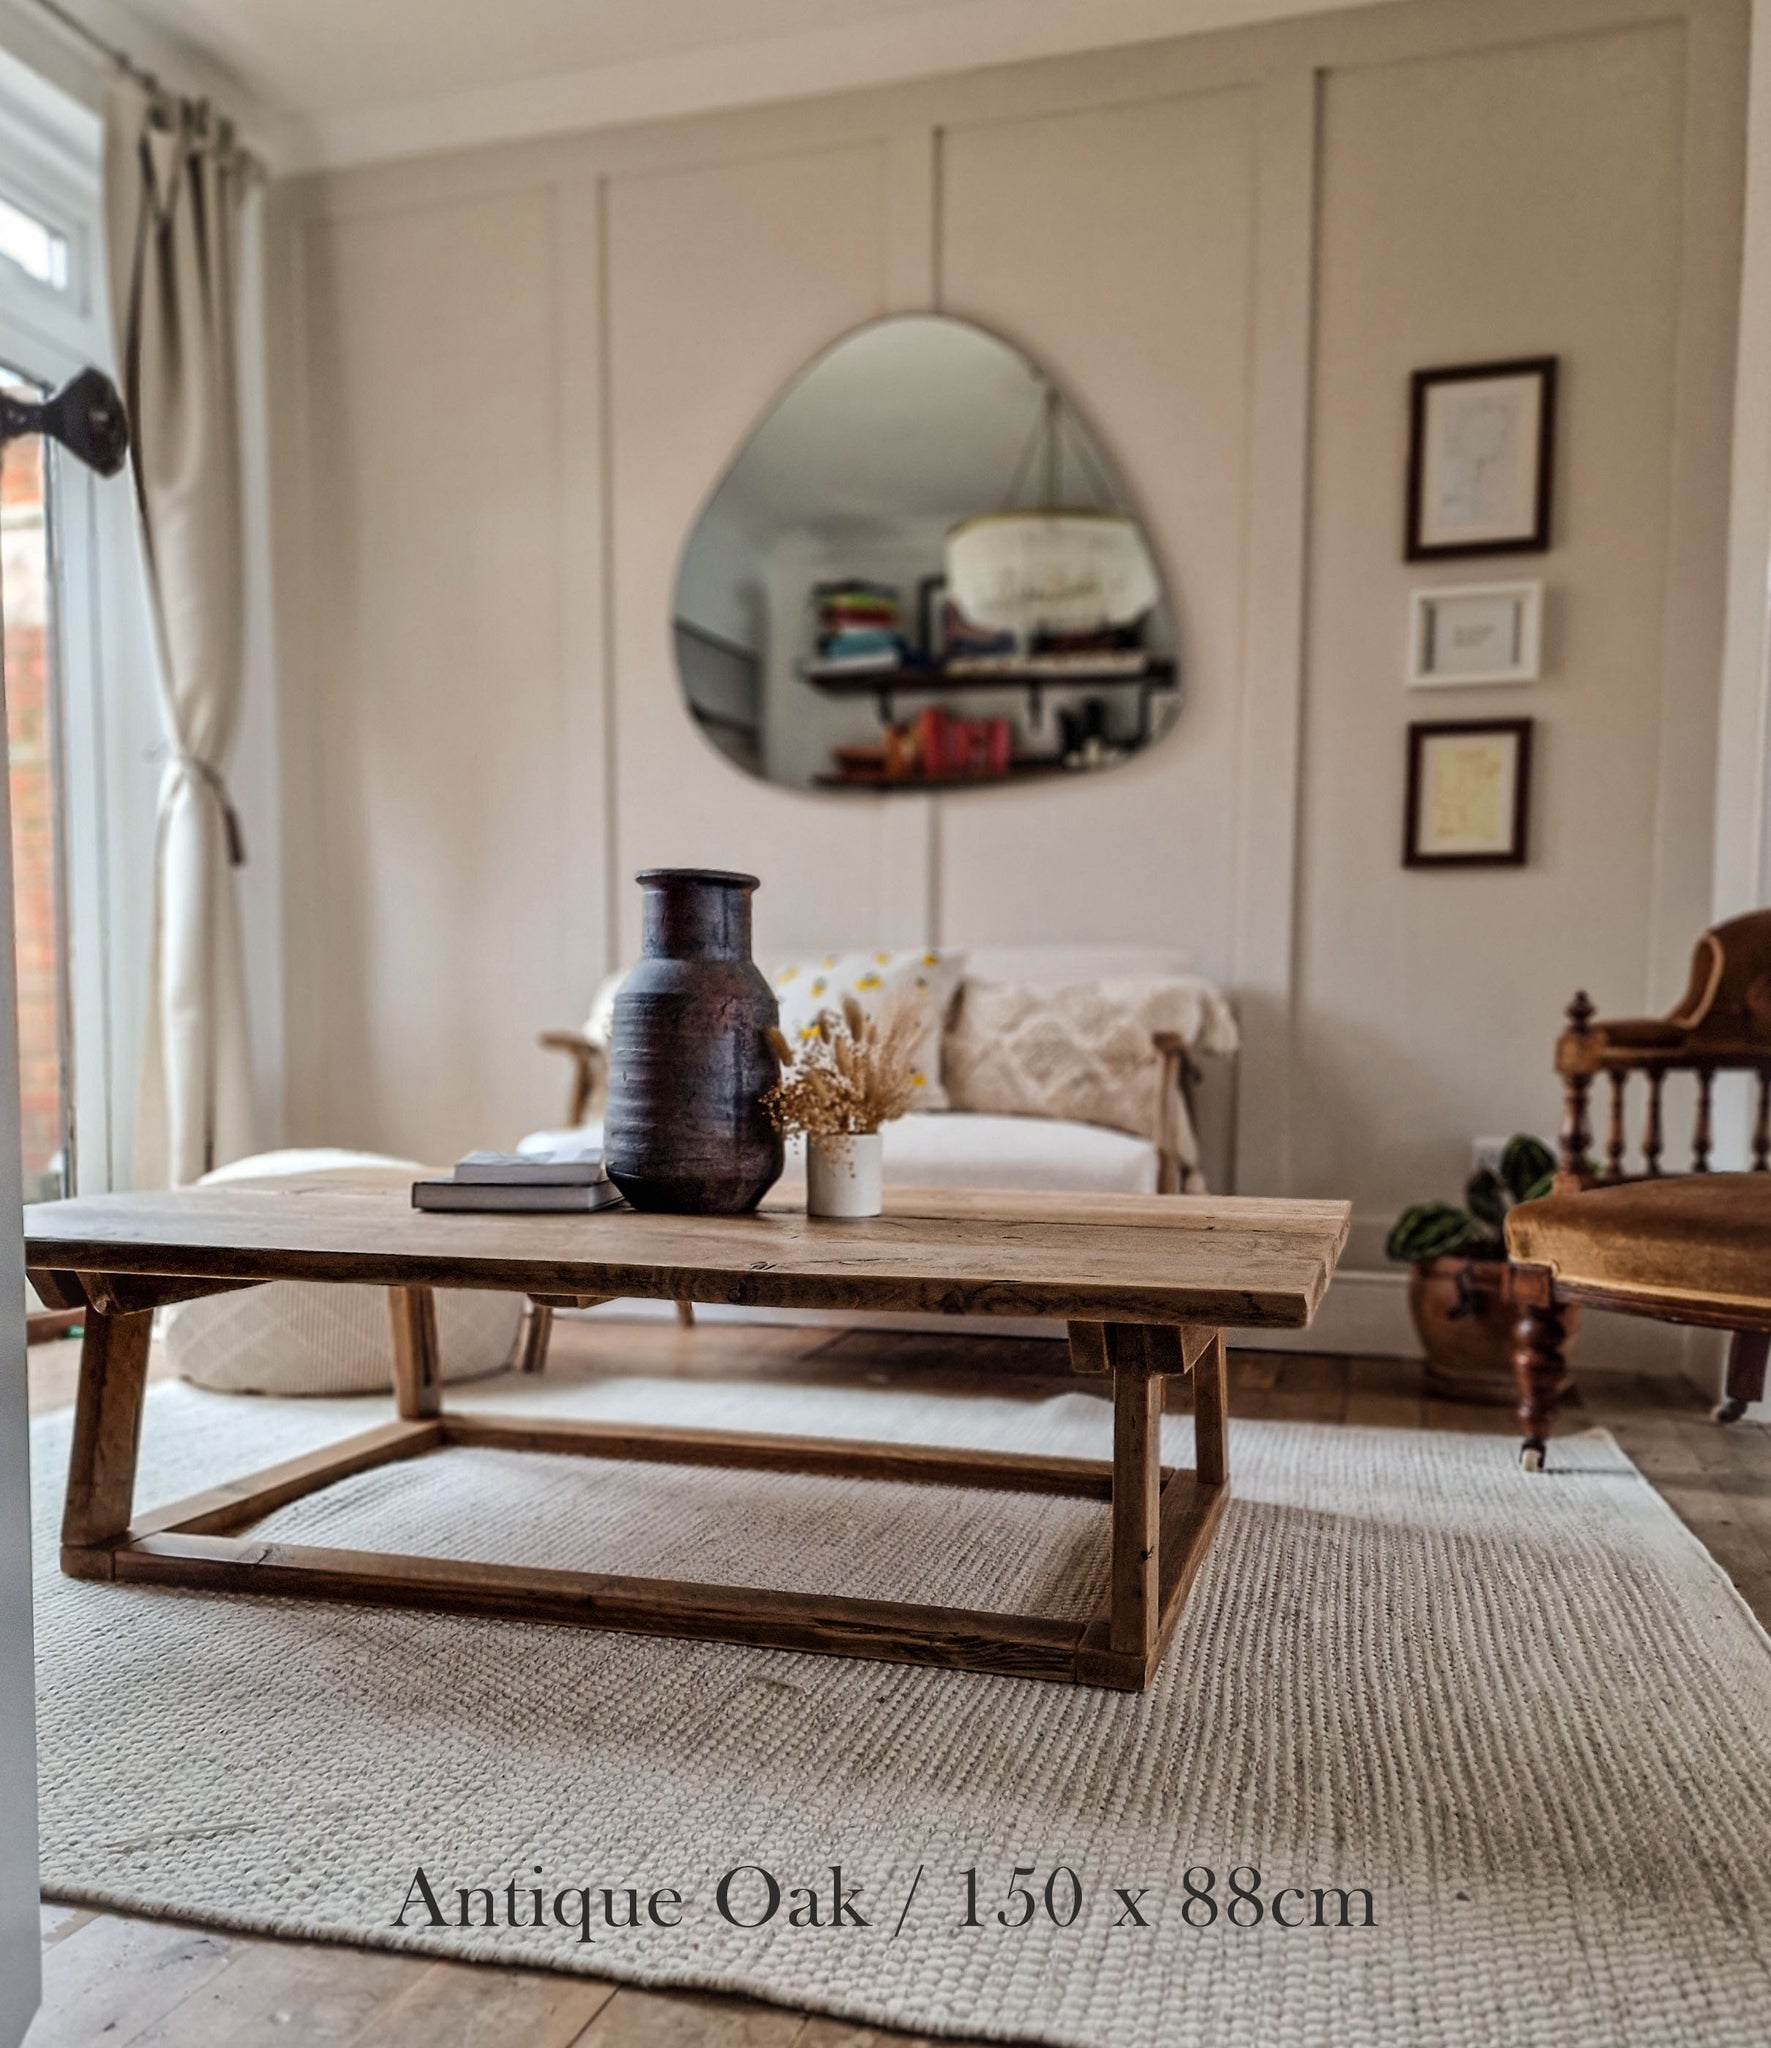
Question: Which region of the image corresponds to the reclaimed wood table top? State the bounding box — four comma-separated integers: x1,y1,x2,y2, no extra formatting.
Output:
24,1179,1350,1329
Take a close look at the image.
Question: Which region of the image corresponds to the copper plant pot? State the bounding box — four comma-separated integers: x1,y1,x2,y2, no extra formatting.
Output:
1408,1256,1578,1406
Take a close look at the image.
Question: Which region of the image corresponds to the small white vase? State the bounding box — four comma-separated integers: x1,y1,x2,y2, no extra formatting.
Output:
806,1130,883,1218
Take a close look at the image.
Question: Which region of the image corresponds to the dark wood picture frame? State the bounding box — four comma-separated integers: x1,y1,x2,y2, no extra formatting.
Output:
1405,356,1557,561
1403,716,1533,869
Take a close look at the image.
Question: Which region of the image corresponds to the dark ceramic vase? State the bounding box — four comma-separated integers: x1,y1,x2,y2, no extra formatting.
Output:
604,869,784,1214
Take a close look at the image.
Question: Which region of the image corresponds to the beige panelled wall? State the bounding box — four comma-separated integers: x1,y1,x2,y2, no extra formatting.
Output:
268,0,1745,1347
288,191,580,1160
937,90,1255,963
605,144,922,963
1298,19,1714,1267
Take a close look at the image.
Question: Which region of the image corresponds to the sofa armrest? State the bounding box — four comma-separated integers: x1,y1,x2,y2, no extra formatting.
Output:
538,1030,606,1127
1151,1030,1204,1195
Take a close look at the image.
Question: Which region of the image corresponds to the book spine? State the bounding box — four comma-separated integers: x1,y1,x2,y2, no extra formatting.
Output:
915,705,946,778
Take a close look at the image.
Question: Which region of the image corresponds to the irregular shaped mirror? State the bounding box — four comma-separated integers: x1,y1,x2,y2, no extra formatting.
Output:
673,314,1179,793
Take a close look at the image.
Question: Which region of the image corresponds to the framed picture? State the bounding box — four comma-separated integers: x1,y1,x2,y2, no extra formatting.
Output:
1404,717,1533,868
1408,581,1542,687
1405,357,1557,560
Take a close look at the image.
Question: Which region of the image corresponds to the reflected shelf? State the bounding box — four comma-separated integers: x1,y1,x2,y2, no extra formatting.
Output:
812,758,1119,791
799,655,1179,727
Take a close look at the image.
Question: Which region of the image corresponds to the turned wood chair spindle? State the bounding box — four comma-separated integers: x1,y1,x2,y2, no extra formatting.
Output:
1558,990,1596,1179
1692,1067,1715,1173
1642,1070,1665,1178
1755,1073,1771,1173
1604,1070,1628,1181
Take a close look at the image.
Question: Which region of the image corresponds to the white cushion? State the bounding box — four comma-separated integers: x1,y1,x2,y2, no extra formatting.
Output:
521,1113,1159,1197
866,1110,1159,1194
198,1146,407,1184
159,1148,525,1396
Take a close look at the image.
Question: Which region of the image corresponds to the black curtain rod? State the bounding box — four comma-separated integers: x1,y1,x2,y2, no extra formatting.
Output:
27,0,159,95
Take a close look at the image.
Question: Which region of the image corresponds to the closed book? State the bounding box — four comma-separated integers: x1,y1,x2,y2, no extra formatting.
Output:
453,1147,606,1185
807,650,903,675
915,704,946,775
819,629,900,659
412,1179,623,1213
819,602,898,627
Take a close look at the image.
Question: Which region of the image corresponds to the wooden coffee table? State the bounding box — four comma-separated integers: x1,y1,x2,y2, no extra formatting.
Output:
26,1182,1348,1692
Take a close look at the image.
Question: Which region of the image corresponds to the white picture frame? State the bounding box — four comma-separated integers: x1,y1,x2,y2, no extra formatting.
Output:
1408,581,1542,688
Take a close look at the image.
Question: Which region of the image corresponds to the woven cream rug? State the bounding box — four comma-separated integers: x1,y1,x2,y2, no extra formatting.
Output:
30,1371,1771,2048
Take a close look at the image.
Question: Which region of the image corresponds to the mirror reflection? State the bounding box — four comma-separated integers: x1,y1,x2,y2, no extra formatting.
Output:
674,314,1179,793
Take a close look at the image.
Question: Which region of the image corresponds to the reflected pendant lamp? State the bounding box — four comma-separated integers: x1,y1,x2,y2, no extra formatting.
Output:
944,381,1158,639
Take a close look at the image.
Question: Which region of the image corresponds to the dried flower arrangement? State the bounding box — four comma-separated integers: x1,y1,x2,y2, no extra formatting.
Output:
764,993,922,1137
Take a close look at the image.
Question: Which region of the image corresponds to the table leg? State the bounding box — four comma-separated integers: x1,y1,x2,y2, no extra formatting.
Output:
389,1286,442,1419
1716,1330,1770,1424
1110,1343,1164,1657
1193,1329,1229,1486
62,1301,153,1561
520,1300,555,1375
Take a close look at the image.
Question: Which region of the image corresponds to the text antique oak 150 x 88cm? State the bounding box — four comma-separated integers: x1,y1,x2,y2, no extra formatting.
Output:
26,1181,1349,1693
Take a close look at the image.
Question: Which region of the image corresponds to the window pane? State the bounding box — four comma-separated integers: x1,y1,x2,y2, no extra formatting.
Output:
0,192,68,290
1,371,71,1199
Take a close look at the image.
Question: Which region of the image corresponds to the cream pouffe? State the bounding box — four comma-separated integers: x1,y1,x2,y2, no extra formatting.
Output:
159,1150,525,1395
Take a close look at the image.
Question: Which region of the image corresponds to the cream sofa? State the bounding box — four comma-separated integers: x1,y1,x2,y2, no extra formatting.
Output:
525,945,1237,1198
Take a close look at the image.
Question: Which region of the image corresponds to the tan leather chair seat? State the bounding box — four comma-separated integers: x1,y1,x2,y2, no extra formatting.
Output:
1506,1173,1771,1316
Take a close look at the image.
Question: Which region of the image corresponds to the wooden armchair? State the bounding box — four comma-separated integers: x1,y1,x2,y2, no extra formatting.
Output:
538,1030,606,1128
1553,907,1771,1186
1151,1033,1206,1197
543,1024,1208,1193
533,1028,695,1343
1504,909,1771,1466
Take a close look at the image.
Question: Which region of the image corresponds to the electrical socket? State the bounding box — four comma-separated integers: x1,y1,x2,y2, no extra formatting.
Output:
1471,1136,1508,1176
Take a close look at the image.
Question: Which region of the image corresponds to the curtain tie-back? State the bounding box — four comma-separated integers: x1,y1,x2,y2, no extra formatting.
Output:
171,753,247,867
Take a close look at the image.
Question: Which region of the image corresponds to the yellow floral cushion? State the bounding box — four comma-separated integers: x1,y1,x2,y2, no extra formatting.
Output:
772,947,969,1110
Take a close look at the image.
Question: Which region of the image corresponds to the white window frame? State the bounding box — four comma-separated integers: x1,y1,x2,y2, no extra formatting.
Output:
0,49,158,1193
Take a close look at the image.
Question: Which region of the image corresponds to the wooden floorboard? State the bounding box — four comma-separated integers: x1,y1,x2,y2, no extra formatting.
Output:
29,1913,238,2048
24,1320,1770,2048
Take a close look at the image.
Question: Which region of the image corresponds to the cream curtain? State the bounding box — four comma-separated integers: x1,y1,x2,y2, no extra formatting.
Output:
103,80,255,1187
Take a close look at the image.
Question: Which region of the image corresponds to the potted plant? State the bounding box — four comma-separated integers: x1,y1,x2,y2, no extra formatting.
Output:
1385,1134,1576,1404
765,995,921,1217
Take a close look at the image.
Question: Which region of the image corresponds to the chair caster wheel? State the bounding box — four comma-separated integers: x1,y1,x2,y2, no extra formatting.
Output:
1520,1438,1547,1472
1713,1397,1749,1425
